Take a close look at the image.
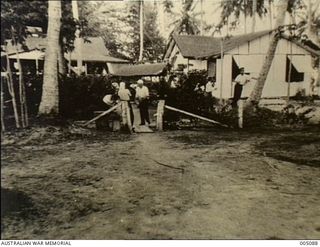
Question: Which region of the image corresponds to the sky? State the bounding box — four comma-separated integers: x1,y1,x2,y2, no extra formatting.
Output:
90,0,317,39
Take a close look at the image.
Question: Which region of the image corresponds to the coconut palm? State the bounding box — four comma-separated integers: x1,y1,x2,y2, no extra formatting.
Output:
165,0,201,35
295,0,320,46
248,0,289,105
38,0,61,115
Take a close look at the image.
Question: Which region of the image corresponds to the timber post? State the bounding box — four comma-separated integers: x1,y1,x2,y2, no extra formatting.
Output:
238,99,244,129
156,100,165,131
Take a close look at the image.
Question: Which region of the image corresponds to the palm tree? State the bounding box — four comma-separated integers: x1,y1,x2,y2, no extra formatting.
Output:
247,0,289,105
38,0,61,115
295,0,320,46
171,0,201,35
217,0,268,34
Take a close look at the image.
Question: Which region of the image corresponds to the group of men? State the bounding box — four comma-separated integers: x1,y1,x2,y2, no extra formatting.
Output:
103,67,252,129
103,79,151,130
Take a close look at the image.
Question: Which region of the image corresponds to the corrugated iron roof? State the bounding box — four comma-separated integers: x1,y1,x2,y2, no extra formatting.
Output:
3,36,128,63
172,30,273,59
8,49,45,60
110,63,167,77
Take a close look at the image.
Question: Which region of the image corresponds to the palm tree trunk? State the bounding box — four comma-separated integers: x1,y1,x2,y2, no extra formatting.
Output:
38,0,61,115
138,0,144,62
251,0,257,33
4,44,20,128
247,0,288,105
58,43,66,75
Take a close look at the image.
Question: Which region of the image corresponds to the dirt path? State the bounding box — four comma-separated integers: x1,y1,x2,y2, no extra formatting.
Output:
1,129,320,239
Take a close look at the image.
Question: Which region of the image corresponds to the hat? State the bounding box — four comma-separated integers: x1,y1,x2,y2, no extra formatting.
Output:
137,79,144,84
112,82,119,88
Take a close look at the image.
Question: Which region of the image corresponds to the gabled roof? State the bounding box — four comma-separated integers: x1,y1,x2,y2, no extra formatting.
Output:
171,30,272,59
2,36,47,55
66,37,129,63
110,63,167,77
3,36,129,63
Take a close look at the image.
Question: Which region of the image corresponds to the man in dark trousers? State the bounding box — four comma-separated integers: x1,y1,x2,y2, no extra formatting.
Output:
135,79,150,126
232,67,250,108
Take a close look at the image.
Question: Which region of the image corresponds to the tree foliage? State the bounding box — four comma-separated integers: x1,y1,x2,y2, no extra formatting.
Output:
80,1,165,62
1,0,81,53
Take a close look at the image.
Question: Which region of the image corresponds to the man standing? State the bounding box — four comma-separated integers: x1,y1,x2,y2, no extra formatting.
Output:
135,79,150,126
232,67,250,108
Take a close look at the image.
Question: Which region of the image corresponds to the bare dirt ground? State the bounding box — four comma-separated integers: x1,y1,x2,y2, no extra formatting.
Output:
1,126,320,239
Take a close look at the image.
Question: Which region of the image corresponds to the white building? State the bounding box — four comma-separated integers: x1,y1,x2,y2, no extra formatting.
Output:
164,30,320,99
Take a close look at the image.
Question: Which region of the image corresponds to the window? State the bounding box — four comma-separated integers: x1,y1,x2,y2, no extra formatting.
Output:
286,56,304,82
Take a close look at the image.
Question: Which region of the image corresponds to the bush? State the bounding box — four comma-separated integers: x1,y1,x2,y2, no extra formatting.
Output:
59,74,116,119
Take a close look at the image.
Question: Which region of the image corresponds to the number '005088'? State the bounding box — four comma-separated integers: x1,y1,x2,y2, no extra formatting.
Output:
300,241,318,245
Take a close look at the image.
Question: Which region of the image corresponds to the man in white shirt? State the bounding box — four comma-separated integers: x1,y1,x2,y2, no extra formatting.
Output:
232,67,250,108
205,77,218,97
135,79,150,125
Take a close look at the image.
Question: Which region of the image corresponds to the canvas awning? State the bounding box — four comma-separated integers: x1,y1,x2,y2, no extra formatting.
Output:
289,56,312,73
109,63,167,77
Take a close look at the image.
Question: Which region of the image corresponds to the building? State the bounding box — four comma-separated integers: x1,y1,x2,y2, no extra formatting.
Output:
163,30,320,99
66,37,129,75
3,34,129,75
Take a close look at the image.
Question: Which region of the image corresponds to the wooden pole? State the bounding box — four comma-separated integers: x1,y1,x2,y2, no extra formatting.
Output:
4,45,20,128
138,0,144,62
83,103,120,127
200,0,203,35
287,41,293,103
269,0,273,29
68,53,71,75
238,99,243,128
72,0,82,75
251,0,257,33
220,38,224,101
12,27,28,127
156,100,165,131
1,80,5,132
164,105,229,128
36,58,39,75
244,0,247,34
15,50,26,127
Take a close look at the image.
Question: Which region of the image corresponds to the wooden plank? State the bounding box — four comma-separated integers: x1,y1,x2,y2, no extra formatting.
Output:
135,125,154,133
83,103,120,127
164,105,229,128
156,100,165,131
